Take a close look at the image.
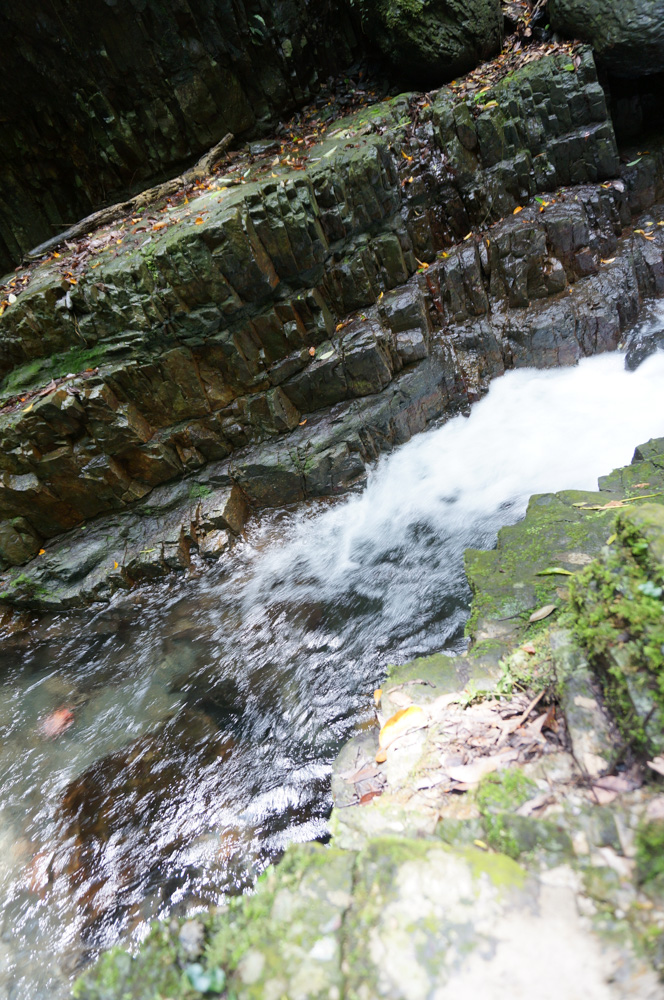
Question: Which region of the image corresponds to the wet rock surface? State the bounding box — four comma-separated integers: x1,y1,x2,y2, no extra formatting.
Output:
2,45,664,608
354,0,503,86
550,0,664,78
74,440,664,999
0,0,361,271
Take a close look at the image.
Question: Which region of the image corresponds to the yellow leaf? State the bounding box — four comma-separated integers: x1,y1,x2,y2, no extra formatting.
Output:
373,688,383,705
378,705,428,750
114,560,119,569
38,548,45,555
195,217,204,225
529,604,556,623
22,402,34,414
600,257,616,264
513,206,523,214
400,149,413,161
375,749,387,764
474,839,489,850
53,251,61,258
463,232,473,240
606,534,617,545
482,100,498,109
415,257,429,270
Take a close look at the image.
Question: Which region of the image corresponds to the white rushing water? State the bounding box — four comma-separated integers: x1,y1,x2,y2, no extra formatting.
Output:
242,318,664,657
1,305,664,1000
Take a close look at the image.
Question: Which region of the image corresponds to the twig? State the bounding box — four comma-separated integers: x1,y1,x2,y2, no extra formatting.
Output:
24,132,234,261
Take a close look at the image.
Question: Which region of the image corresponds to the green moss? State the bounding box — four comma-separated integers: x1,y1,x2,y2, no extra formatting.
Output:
475,770,539,859
455,844,527,889
568,506,664,753
636,821,664,891
188,483,213,500
0,344,108,401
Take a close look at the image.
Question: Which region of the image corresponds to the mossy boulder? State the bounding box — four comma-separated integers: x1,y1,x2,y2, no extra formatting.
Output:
354,0,502,86
550,0,664,77
569,503,664,754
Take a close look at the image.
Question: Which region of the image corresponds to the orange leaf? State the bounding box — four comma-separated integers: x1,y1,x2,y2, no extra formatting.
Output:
38,548,45,555
195,217,204,225
373,688,383,705
375,749,387,764
308,346,316,356
513,206,523,214
378,705,428,750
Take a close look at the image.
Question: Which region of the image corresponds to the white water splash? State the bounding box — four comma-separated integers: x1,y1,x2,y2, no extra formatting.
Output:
244,326,664,654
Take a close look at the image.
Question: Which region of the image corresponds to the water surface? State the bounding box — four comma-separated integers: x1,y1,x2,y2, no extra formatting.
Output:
1,306,664,998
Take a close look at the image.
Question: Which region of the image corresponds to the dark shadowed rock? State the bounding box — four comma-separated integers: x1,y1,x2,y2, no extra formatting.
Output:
550,0,664,78
355,0,502,86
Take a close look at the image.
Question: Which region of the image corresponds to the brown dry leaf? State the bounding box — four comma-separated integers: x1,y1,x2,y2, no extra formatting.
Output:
529,604,556,623
594,774,638,793
591,786,618,806
378,705,428,750
360,790,382,805
522,642,536,654
647,756,664,777
444,749,518,785
634,482,650,488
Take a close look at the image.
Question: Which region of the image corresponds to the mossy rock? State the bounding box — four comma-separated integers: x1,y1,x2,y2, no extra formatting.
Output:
354,0,502,86
568,503,664,754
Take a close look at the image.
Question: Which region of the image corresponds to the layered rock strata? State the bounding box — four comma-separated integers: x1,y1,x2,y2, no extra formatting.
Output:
1,48,664,607
0,0,360,271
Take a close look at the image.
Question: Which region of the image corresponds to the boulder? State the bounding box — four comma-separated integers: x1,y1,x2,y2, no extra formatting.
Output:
355,0,502,85
550,0,664,77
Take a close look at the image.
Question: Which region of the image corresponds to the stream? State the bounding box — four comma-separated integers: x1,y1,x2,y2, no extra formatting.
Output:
1,304,664,999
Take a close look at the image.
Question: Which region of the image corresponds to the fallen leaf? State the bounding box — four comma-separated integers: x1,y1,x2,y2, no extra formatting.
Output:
194,217,204,225
606,533,617,545
473,839,489,850
594,774,638,793
600,257,616,264
591,786,618,806
114,560,119,569
40,707,74,739
513,206,523,214
535,567,573,576
522,642,537,654
378,705,428,750
529,604,556,623
38,548,45,555
647,757,664,777
360,790,382,805
375,749,387,764
444,750,517,785
308,346,316,356
634,483,650,488
298,419,307,426
373,688,382,705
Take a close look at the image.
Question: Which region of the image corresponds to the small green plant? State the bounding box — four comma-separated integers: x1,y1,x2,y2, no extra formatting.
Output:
188,483,213,501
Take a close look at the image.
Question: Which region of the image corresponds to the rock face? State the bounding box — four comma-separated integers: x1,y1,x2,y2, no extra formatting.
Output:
550,0,664,78
354,0,502,85
7,45,662,608
0,0,360,271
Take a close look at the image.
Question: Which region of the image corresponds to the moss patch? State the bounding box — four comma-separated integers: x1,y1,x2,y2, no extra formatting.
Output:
568,504,664,754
